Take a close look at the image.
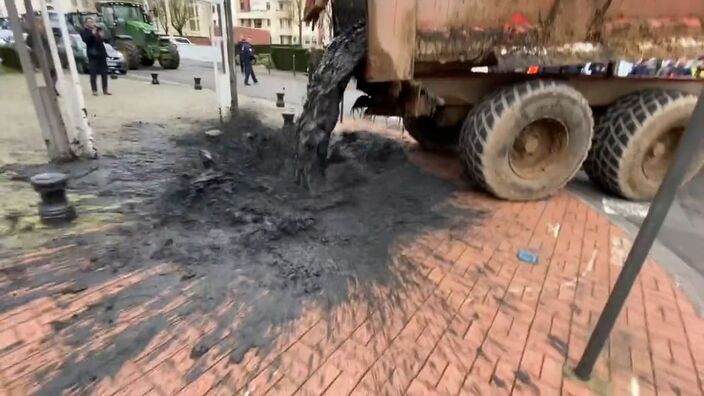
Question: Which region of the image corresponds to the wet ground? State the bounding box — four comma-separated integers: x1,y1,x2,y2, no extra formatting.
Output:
0,112,484,394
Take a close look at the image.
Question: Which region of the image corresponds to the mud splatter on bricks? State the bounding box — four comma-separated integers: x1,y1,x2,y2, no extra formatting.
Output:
0,110,485,394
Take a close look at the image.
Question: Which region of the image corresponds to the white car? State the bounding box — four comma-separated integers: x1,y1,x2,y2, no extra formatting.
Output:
168,36,193,46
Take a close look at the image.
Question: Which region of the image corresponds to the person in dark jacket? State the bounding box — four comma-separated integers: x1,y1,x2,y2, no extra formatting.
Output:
238,36,246,74
80,17,110,96
241,37,258,85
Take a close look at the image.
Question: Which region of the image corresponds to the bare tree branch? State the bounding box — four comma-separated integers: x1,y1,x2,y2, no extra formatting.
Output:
148,0,169,34
169,0,194,36
288,0,304,46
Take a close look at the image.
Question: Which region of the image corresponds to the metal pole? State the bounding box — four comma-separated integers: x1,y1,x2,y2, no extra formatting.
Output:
574,89,704,380
53,0,97,158
222,0,239,116
4,0,71,161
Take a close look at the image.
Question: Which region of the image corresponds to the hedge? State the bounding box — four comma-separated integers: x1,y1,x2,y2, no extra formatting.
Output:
235,44,324,74
0,46,21,70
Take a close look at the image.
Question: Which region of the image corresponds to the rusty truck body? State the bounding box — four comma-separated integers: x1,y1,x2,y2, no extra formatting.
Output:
305,0,704,201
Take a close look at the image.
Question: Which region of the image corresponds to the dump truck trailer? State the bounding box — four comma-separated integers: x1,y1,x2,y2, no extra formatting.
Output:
305,0,704,201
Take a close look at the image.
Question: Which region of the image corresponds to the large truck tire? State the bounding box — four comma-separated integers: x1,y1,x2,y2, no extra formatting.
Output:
460,80,593,201
159,44,180,70
403,116,459,151
584,90,703,201
114,39,140,70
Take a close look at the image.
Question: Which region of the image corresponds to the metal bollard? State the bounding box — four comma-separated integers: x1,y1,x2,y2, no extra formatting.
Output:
151,73,159,85
110,73,118,80
194,77,202,90
276,92,285,108
30,173,76,225
292,53,296,77
282,112,295,126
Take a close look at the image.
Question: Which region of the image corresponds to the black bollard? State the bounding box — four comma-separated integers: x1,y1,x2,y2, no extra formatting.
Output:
110,73,118,80
276,92,285,108
151,73,159,85
30,173,76,225
282,112,295,126
194,77,202,90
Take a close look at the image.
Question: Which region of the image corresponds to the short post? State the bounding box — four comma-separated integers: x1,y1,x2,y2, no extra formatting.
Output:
276,92,285,108
292,53,297,77
110,73,118,80
574,90,704,380
194,77,203,90
282,112,295,126
151,73,160,85
30,172,76,225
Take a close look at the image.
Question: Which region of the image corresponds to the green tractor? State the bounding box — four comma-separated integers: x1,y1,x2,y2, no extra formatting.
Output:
94,0,179,70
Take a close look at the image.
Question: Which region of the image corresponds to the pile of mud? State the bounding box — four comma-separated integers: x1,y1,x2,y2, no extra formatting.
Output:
145,113,471,361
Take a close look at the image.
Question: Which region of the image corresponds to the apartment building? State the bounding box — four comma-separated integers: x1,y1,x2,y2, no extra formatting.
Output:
235,0,327,47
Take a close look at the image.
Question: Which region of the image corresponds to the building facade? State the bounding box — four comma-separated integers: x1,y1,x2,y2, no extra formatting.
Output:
2,0,330,47
235,0,327,47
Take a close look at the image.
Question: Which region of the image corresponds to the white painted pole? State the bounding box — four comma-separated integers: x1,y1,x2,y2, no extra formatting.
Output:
53,0,98,158
38,1,72,134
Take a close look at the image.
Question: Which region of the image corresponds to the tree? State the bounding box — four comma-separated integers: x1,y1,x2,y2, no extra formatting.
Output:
148,0,169,34
289,0,304,46
169,0,194,36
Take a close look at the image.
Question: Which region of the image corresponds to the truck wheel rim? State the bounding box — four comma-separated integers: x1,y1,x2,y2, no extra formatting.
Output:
509,118,569,180
641,126,683,182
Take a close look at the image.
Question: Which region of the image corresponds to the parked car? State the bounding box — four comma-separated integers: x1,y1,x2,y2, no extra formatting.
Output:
167,36,193,46
105,43,126,74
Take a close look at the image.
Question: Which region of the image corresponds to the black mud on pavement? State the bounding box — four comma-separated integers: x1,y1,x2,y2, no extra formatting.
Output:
0,113,485,394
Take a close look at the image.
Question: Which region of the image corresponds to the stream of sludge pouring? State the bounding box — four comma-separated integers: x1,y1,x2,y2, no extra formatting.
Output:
294,22,367,188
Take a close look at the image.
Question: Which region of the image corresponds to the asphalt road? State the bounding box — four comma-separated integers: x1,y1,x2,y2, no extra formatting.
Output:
127,58,364,116
125,58,704,310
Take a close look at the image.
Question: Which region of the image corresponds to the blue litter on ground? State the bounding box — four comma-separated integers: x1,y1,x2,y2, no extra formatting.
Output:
517,249,539,265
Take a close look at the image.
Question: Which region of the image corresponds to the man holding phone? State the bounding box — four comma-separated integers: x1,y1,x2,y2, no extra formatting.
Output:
80,17,110,96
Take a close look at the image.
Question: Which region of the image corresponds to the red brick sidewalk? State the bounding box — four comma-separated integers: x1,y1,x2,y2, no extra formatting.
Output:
1,151,704,395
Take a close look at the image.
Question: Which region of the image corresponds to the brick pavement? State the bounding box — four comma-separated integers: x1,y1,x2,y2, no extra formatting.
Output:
1,150,704,395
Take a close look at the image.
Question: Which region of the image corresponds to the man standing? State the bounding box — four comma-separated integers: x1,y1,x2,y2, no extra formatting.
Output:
238,36,246,74
242,37,258,86
80,17,110,96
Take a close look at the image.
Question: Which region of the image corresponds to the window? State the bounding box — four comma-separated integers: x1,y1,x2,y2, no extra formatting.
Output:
277,1,283,11
279,18,291,28
266,2,270,10
113,5,143,22
253,18,262,28
266,19,270,27
189,3,200,32
279,35,291,44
